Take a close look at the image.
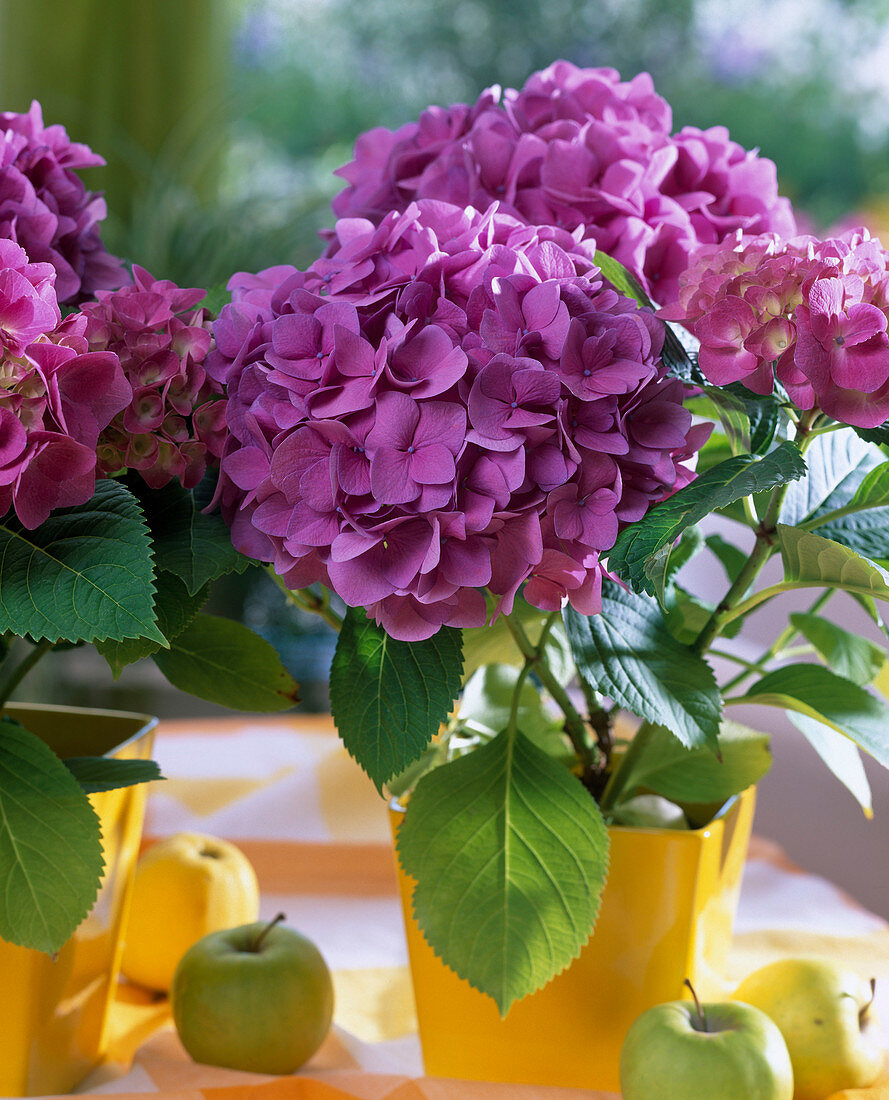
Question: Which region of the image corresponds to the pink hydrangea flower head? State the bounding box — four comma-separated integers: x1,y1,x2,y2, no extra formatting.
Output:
0,242,131,527
664,227,889,428
331,63,796,305
0,101,127,304
213,200,702,640
82,266,225,488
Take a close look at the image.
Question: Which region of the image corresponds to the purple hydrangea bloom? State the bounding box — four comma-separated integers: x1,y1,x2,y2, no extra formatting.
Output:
0,101,126,304
663,228,889,429
211,201,703,640
0,238,131,528
331,61,796,306
82,267,226,489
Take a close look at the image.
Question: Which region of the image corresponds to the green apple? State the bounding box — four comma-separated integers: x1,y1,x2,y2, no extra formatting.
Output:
734,957,883,1100
171,912,334,1074
620,983,794,1100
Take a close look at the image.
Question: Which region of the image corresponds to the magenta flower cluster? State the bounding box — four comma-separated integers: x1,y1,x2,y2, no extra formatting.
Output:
0,101,127,304
210,201,704,640
331,61,796,307
82,267,226,490
0,239,131,528
663,229,889,429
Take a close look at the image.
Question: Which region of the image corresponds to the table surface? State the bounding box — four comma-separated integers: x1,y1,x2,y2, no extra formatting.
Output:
70,716,889,1100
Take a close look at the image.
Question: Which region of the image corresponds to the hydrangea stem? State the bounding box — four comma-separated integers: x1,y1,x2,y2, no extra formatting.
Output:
502,611,594,777
266,568,343,632
694,409,820,655
0,639,53,710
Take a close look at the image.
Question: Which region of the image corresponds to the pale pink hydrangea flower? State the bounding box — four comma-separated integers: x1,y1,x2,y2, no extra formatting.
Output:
82,267,226,489
0,238,131,528
0,101,126,304
663,228,889,428
331,61,796,305
210,201,703,641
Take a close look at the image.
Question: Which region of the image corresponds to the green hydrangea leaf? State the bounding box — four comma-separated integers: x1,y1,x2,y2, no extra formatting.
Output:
330,608,462,789
785,712,873,818
777,526,889,602
132,473,250,595
610,721,772,807
565,581,722,750
780,431,874,526
397,728,609,1015
0,480,164,644
63,756,164,794
789,612,886,686
96,572,209,677
608,443,806,595
735,663,889,769
0,717,104,953
152,614,300,711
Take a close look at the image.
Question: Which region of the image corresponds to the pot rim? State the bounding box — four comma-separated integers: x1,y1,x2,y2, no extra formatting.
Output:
2,701,158,758
388,787,752,836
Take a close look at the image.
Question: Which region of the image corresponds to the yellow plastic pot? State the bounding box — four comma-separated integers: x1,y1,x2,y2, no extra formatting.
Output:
0,703,157,1096
393,786,756,1094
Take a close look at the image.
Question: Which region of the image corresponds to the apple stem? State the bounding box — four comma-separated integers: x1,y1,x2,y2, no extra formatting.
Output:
860,978,877,1027
684,978,708,1032
251,911,286,953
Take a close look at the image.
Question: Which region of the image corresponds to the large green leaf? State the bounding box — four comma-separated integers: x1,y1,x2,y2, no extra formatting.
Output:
786,712,873,818
565,583,722,750
64,757,164,794
847,461,889,509
735,664,889,769
329,608,463,789
96,572,209,678
608,443,807,595
777,526,889,603
780,431,872,525
134,474,250,595
789,612,886,686
854,423,889,448
813,509,889,565
0,481,164,645
397,729,609,1015
609,720,772,807
152,614,300,711
0,717,104,953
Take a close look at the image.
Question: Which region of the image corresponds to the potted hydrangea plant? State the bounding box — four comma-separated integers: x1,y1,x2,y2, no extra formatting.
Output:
0,103,299,1096
207,62,889,1092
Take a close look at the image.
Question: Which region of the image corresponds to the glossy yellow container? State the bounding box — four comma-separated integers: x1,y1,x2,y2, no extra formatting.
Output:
0,703,157,1096
393,786,756,1094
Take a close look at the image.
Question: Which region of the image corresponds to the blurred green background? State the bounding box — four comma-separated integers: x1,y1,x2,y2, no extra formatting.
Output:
5,0,889,294
3,0,889,714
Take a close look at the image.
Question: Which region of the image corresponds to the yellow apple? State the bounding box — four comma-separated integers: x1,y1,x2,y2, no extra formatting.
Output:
734,957,883,1100
121,831,260,992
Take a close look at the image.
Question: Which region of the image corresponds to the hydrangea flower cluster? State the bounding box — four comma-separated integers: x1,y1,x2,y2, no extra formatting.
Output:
82,267,226,489
332,61,796,306
210,201,704,640
662,228,889,428
0,238,131,528
0,101,126,304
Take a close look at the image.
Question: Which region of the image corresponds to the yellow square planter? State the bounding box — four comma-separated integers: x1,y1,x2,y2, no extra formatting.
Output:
0,703,157,1097
393,786,756,1094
